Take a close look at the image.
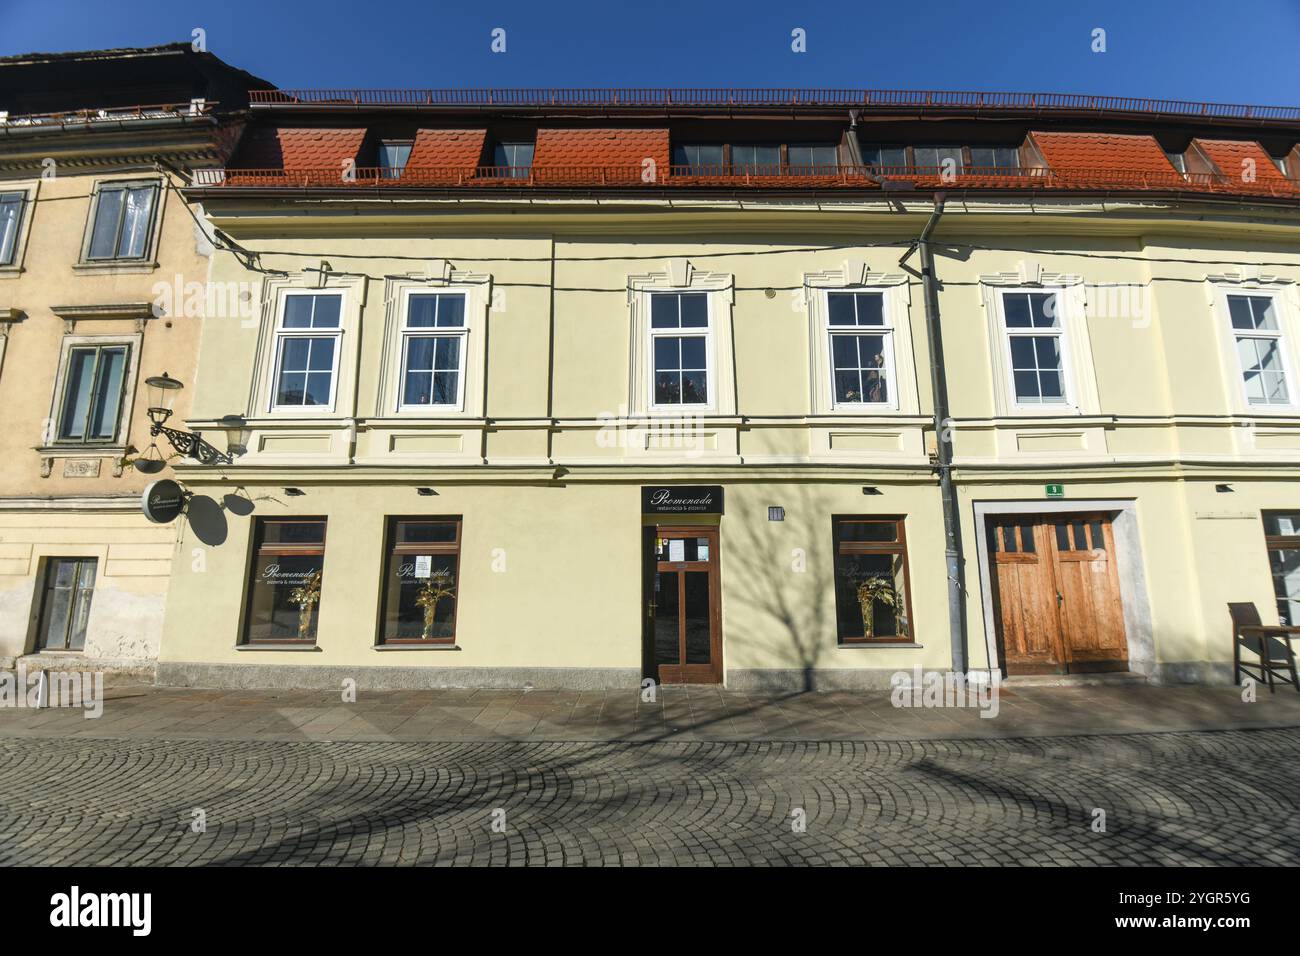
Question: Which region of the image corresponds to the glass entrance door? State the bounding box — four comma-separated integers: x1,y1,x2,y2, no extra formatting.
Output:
648,527,721,684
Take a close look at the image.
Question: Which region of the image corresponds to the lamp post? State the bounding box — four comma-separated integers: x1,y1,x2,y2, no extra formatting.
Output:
140,372,234,467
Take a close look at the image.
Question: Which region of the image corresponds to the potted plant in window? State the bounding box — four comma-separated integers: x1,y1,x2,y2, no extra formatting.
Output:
415,569,456,641
856,574,898,639
289,569,322,640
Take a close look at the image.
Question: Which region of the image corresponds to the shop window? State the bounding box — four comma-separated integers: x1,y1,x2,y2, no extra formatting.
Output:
832,517,912,642
244,519,327,644
380,517,461,643
36,557,97,651
1263,511,1300,626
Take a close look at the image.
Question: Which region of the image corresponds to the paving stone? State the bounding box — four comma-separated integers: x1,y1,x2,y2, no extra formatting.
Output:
0,728,1297,866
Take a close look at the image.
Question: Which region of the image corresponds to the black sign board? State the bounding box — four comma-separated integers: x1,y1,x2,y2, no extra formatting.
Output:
142,479,188,524
641,485,724,515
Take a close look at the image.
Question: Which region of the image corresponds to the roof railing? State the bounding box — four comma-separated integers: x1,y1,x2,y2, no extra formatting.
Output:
247,88,1300,120
188,164,1300,199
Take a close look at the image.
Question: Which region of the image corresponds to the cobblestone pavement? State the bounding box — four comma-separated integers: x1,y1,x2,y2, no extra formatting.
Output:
1,728,1297,865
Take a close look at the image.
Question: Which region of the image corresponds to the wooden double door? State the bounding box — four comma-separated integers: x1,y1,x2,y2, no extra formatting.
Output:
642,525,722,684
989,513,1129,674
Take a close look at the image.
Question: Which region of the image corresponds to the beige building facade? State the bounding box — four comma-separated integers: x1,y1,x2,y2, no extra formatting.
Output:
0,45,268,674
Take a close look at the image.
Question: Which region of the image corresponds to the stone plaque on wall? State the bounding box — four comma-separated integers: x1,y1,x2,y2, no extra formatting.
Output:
62,458,101,478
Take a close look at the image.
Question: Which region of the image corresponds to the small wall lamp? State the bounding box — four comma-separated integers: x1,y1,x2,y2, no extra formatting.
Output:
284,487,306,497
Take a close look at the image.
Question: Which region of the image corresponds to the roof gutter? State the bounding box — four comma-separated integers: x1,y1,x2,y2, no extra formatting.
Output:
901,194,970,675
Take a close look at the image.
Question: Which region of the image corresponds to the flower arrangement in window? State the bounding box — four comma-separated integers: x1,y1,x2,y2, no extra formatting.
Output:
855,574,898,639
289,569,322,639
414,569,456,641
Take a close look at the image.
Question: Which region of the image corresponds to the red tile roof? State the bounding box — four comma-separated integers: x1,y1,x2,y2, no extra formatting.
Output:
1029,131,1176,175
407,128,485,171
232,127,366,169
1195,138,1295,191
533,128,669,174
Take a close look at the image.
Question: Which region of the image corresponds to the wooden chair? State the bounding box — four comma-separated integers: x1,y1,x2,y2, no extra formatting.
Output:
1229,602,1299,692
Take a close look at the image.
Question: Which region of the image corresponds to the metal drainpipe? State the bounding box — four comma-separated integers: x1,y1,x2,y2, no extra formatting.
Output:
904,194,968,674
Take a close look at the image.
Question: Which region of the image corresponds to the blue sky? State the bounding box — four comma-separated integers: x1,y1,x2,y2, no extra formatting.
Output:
2,0,1299,105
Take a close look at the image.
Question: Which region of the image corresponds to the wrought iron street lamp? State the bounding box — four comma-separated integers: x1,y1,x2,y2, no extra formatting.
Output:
141,372,233,467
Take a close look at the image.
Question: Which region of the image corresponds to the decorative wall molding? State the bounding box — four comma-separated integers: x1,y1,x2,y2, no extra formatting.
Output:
50,302,157,333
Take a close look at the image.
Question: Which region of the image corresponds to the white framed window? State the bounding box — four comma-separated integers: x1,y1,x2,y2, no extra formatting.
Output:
649,291,713,408
804,266,917,416
375,264,491,420
270,291,344,411
398,290,469,410
82,179,160,262
1227,293,1292,406
1000,291,1069,406
826,291,895,408
979,277,1097,416
627,262,735,417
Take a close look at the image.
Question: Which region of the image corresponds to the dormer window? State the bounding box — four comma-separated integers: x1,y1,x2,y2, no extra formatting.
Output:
672,144,725,172
788,144,838,173
492,142,534,179
379,140,413,179
1166,151,1187,175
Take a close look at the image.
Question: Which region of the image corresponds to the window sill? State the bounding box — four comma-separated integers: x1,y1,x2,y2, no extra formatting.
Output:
72,260,159,276
373,643,461,651
235,643,322,652
35,445,126,458
837,642,923,649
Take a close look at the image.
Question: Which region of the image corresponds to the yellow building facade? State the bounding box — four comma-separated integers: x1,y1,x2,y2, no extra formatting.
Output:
152,92,1300,690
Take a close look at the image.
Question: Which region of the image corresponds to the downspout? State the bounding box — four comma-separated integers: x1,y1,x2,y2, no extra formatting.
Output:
901,194,968,674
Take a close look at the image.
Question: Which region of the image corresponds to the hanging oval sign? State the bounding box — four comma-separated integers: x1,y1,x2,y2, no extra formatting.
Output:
142,478,187,524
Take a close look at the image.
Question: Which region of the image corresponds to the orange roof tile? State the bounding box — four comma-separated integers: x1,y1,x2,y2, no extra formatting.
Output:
1195,138,1295,191
233,127,366,169
533,128,669,171
1030,131,1175,175
407,129,486,171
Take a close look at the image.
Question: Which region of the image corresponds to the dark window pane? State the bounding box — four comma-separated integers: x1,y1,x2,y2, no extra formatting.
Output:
1019,523,1035,552
684,571,711,663
1071,520,1087,550
838,520,898,543
1013,370,1040,400
1055,522,1069,552
854,293,884,326
1089,519,1105,550
436,295,465,327
655,372,680,404
1002,525,1018,553
828,293,856,326
0,193,24,265
247,552,325,642
260,520,326,545
678,293,708,328
1004,294,1032,328
651,295,678,328
653,570,680,664
834,369,861,403
1031,293,1058,328
1038,371,1064,400
283,296,314,328
58,348,97,439
399,521,458,544
653,336,679,371
679,336,706,369
1009,337,1036,368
